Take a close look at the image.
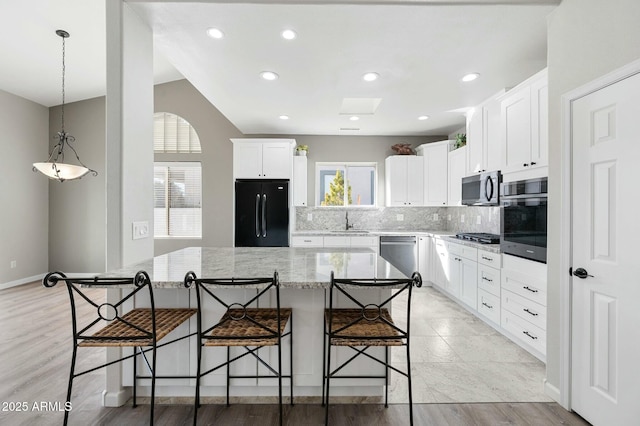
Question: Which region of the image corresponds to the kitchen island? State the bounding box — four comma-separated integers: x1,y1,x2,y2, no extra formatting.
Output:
101,246,407,406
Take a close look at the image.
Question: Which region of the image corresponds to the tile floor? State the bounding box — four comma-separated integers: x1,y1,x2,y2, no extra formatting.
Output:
388,285,553,403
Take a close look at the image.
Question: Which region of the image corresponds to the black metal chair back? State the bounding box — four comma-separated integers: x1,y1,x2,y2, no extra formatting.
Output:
323,271,422,426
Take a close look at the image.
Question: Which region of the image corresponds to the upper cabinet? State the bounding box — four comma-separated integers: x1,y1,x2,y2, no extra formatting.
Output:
293,156,307,206
447,146,467,206
385,155,424,206
231,138,295,179
500,69,548,175
416,140,452,206
466,90,504,174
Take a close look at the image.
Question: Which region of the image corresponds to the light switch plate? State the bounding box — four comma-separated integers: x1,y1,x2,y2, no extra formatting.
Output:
476,215,481,225
132,221,149,240
396,214,404,221
307,213,313,221
433,213,439,221
461,214,465,223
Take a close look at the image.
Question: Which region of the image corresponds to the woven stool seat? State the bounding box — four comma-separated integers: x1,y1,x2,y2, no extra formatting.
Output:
79,308,197,347
205,308,292,347
324,308,403,347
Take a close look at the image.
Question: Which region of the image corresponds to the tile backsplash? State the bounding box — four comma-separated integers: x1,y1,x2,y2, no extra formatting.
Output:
295,206,500,234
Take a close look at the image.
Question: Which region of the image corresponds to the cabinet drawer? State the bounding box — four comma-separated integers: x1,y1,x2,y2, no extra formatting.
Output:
478,250,501,268
501,270,547,307
323,236,350,247
477,289,500,325
291,236,323,247
502,289,546,331
501,309,546,356
478,265,500,297
349,236,378,247
447,242,477,261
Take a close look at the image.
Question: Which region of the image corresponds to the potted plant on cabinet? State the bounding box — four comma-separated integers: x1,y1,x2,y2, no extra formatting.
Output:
454,133,466,149
295,145,309,156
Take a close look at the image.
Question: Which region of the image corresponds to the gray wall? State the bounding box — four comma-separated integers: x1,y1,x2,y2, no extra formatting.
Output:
546,0,640,398
0,89,49,287
154,79,243,255
48,97,106,273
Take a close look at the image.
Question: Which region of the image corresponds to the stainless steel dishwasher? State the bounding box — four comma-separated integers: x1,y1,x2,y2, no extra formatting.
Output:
379,235,417,277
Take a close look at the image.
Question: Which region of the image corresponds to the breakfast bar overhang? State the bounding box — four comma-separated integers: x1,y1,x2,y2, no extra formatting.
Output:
98,246,406,406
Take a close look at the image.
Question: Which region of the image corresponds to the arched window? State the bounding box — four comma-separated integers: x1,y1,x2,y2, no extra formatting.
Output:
153,112,202,153
153,112,202,238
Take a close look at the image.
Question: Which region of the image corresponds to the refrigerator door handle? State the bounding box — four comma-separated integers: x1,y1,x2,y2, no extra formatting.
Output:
255,193,261,237
262,194,267,237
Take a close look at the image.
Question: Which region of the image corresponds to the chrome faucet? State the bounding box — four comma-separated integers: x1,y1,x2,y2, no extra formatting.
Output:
345,211,354,231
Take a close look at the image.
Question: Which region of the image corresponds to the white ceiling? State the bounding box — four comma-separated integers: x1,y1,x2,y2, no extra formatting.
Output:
0,0,559,136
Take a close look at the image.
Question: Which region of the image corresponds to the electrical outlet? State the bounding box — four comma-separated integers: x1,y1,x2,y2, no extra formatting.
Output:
461,214,465,223
10,260,16,269
396,214,404,221
433,213,439,221
476,215,481,225
307,213,313,221
447,214,451,221
132,221,149,240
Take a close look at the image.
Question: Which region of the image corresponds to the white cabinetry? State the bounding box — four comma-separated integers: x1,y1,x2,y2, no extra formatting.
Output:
447,146,467,206
447,242,478,307
293,156,307,206
466,91,504,174
291,235,378,251
231,138,294,179
385,156,424,206
417,235,432,286
477,250,501,325
416,140,451,206
500,69,548,175
431,236,449,290
501,254,547,360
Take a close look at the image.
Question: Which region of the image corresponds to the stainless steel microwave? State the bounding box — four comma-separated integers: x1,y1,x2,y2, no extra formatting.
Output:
461,171,501,206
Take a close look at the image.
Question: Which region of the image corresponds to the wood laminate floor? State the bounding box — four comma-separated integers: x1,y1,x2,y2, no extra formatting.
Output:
0,281,590,425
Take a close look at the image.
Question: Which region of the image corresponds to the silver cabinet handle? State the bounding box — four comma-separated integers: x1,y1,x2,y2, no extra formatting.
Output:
523,331,538,340
255,194,260,237
482,302,493,309
481,256,493,261
523,286,538,293
482,276,493,283
524,308,539,317
261,194,267,237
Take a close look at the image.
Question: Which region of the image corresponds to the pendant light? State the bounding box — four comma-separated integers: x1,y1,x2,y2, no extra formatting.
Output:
33,30,97,182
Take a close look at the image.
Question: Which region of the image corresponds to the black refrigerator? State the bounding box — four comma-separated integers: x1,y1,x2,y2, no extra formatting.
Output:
235,180,290,247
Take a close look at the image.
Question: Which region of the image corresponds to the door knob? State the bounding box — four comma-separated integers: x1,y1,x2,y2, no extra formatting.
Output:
573,267,593,279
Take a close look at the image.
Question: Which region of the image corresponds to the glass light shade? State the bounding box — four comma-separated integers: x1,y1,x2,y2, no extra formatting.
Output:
33,162,90,182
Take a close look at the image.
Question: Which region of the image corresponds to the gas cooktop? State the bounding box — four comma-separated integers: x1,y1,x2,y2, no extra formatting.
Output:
455,232,500,244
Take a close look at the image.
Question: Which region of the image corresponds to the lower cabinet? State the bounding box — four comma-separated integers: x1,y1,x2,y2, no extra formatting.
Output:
447,242,478,307
417,235,432,285
291,235,378,251
500,254,547,361
431,236,449,290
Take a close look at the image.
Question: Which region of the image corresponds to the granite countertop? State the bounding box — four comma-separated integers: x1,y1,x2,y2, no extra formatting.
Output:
443,236,501,253
100,247,406,289
293,230,454,237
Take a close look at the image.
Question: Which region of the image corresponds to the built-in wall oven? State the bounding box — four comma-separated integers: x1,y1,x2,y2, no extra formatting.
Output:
500,177,547,263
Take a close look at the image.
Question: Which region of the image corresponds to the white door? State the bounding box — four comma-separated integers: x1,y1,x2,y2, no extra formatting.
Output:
571,71,640,425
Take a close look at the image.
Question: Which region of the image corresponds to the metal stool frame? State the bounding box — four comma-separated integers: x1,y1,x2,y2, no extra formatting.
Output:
322,271,422,426
184,271,293,426
43,270,196,426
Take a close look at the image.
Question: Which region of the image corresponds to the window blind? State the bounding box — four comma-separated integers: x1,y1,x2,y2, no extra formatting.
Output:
154,162,202,237
153,112,202,153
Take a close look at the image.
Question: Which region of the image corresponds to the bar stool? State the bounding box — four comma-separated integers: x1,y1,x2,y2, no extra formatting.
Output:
43,270,197,426
322,271,422,426
184,271,293,426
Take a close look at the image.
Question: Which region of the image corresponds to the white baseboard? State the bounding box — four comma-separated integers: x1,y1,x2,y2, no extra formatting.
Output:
544,379,562,405
0,273,46,290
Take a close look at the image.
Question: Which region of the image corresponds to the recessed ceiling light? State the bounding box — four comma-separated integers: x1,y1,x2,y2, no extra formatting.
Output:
350,116,360,121
418,115,429,121
281,29,297,40
206,28,224,39
362,72,379,82
461,73,480,82
279,115,289,120
260,71,279,81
